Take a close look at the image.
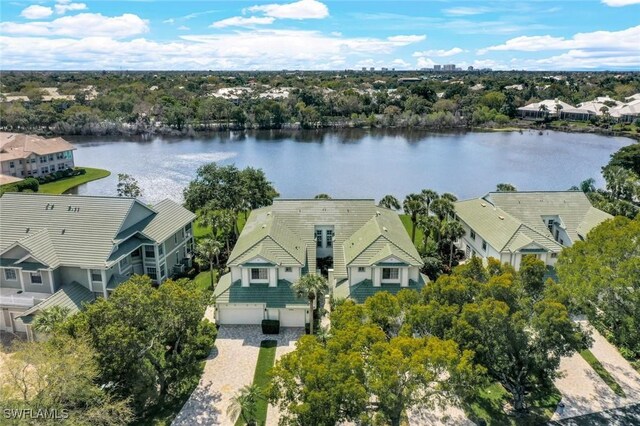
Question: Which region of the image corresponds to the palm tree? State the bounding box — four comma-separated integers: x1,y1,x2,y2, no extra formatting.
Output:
420,189,439,214
416,215,440,253
538,103,549,119
32,306,71,334
378,194,400,211
430,198,454,222
441,220,465,268
227,384,262,425
554,103,563,119
292,274,329,335
195,238,223,290
403,193,425,243
441,192,458,203
200,209,236,255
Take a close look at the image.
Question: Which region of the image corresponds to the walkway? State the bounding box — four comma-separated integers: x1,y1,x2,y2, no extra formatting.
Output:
172,323,302,426
551,321,640,421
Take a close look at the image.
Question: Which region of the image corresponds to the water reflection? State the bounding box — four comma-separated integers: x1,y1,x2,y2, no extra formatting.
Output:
67,129,631,204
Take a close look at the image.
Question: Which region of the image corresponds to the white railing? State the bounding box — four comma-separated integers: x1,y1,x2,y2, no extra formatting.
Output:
0,295,35,307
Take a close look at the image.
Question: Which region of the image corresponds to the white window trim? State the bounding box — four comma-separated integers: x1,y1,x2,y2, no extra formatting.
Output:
381,267,400,282
250,268,269,282
29,271,44,285
3,268,18,281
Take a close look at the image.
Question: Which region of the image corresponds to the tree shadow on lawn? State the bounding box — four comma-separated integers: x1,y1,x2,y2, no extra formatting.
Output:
464,382,561,426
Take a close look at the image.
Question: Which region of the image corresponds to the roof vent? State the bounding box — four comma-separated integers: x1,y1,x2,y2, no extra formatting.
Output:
267,211,271,215
61,229,66,235
498,216,505,220
383,226,388,232
262,224,266,229
25,227,30,233
481,203,486,207
376,211,381,216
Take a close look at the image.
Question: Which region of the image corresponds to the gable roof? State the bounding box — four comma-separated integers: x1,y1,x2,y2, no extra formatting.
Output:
455,191,612,253
228,199,422,280
0,132,75,161
0,193,194,268
18,281,95,322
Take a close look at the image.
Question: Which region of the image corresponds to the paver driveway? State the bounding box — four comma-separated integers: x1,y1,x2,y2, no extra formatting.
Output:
173,325,303,426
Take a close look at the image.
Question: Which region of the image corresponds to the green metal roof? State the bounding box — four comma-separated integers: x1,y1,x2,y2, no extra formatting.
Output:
333,274,427,304
0,193,194,269
18,281,94,320
455,191,612,252
228,200,421,280
214,273,307,308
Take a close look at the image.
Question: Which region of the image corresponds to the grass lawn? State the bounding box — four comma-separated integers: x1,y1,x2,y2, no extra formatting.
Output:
38,167,111,194
465,382,562,426
580,349,626,397
193,269,218,292
399,214,424,249
234,340,278,426
194,211,247,241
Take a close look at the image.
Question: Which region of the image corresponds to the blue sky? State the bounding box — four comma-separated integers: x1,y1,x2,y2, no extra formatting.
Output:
1,0,639,70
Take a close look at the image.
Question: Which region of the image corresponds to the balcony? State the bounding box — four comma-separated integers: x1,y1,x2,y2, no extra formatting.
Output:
0,287,50,308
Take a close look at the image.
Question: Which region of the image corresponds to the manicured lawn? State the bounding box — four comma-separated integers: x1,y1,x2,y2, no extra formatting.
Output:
193,270,218,292
399,214,424,249
194,210,247,241
580,349,626,397
38,167,110,194
465,382,562,426
234,340,277,426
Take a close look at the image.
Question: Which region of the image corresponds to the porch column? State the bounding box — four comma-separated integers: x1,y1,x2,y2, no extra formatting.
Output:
18,269,25,292
101,270,107,299
48,270,54,293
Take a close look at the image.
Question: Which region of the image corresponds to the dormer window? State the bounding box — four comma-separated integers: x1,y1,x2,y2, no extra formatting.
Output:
315,230,322,247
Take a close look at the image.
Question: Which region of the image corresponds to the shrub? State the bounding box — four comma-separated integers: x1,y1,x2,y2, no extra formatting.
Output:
16,178,40,192
262,319,280,334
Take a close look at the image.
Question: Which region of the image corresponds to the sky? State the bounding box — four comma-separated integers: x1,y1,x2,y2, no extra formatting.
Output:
0,0,639,71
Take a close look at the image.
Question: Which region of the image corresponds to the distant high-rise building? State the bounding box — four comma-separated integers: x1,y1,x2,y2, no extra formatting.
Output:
434,65,442,71
370,67,375,71
443,64,456,71
468,66,474,71
362,67,367,71
381,67,388,71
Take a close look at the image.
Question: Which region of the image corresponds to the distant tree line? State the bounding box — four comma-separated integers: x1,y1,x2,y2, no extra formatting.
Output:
1,71,638,136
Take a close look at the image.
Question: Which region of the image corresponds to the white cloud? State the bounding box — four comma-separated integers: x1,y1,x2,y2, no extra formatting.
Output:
416,57,437,68
55,1,87,15
413,47,464,57
245,0,329,20
0,13,149,39
391,58,411,68
443,7,490,16
601,0,640,6
0,29,425,70
386,35,426,43
178,26,190,31
211,16,275,28
20,5,53,19
477,25,640,54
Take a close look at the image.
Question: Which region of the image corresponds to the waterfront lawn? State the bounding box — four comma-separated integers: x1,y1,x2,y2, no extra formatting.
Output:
465,382,562,426
234,340,277,426
580,349,626,397
399,214,425,249
39,167,110,194
193,211,247,241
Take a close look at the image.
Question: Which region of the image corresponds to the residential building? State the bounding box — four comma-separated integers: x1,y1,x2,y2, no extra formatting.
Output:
0,132,76,183
214,199,425,327
455,191,611,270
517,99,578,119
0,193,195,339
443,64,456,71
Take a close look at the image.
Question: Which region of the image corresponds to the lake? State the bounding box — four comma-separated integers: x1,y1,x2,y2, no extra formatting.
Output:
67,129,632,204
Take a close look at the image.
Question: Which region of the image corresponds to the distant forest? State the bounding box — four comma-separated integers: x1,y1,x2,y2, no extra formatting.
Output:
1,70,639,137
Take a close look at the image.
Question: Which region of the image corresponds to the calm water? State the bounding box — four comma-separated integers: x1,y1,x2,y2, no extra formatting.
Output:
68,129,632,204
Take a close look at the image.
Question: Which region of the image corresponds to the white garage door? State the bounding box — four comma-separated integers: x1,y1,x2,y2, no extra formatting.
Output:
279,309,306,327
218,306,264,325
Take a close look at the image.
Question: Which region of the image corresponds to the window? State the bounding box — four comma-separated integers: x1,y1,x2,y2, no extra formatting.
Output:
470,230,476,240
315,230,322,247
555,230,560,241
176,252,180,264
551,253,558,258
251,268,268,280
357,267,365,273
4,269,17,281
91,269,102,282
144,245,155,259
41,167,48,174
559,239,564,246
57,163,65,170
326,230,333,247
147,267,157,280
285,267,292,272
465,245,471,258
9,161,14,168
119,257,130,269
30,271,43,284
40,156,46,163
49,155,54,161
547,220,554,233
30,157,36,163
158,244,164,257
160,263,166,278
131,248,141,258
382,268,399,280
482,240,487,251
56,152,64,159
174,233,178,244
